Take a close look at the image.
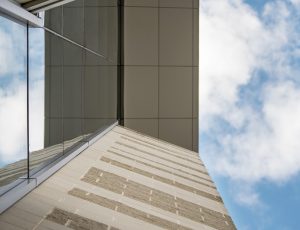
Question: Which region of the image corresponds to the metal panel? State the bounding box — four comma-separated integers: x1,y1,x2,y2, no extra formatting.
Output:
22,0,76,12
0,0,43,26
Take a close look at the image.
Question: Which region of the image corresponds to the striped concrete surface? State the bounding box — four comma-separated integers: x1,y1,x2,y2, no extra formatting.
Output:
0,126,236,230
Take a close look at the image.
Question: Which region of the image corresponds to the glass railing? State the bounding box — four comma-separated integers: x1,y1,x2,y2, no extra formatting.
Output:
0,14,28,192
0,0,119,194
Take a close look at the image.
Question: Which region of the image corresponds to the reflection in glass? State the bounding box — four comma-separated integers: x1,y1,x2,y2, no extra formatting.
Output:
63,0,84,46
0,0,119,191
29,31,64,174
29,28,64,174
29,27,44,154
84,51,117,135
62,39,84,152
44,6,62,35
0,15,27,189
84,1,118,64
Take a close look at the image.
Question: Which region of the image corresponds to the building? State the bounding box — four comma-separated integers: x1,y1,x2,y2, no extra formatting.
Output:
0,0,236,229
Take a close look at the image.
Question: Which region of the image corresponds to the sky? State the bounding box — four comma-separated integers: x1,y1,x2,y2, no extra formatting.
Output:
200,0,300,229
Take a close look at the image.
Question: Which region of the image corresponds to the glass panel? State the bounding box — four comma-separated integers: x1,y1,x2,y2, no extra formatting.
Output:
44,6,63,35
83,52,118,136
63,0,84,46
0,15,27,191
0,0,119,196
0,0,119,180
28,27,45,172
84,1,118,65
29,30,64,174
62,39,84,152
83,0,118,136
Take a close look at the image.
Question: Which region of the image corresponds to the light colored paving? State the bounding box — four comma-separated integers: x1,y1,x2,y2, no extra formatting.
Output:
0,126,236,230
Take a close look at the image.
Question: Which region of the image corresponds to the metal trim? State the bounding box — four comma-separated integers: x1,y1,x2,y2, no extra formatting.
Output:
117,0,124,126
43,27,108,60
23,0,75,13
26,23,30,180
0,0,43,27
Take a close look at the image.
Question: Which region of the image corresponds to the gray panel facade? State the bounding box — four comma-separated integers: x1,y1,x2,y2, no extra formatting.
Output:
123,0,199,151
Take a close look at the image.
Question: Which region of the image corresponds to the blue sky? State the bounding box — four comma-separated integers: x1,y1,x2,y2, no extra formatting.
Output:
200,0,300,229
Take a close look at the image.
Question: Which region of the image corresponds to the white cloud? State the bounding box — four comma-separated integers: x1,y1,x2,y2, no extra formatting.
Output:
0,81,44,164
0,18,26,77
235,186,261,207
0,81,27,163
29,28,45,152
0,18,44,165
200,0,300,205
0,79,44,164
0,29,14,76
290,0,300,6
29,79,45,152
200,0,268,129
212,82,300,183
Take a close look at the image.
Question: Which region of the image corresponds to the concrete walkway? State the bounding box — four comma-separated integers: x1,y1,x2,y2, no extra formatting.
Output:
0,126,235,230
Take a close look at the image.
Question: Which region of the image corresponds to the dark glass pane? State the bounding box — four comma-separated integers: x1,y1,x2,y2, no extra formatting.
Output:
44,6,63,35
84,1,118,65
62,40,84,152
63,0,84,46
83,0,119,136
28,0,118,175
83,51,117,136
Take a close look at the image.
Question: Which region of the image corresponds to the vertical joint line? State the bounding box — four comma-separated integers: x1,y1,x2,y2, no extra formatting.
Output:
118,0,124,126
61,5,65,152
82,0,85,137
158,1,160,138
192,7,194,150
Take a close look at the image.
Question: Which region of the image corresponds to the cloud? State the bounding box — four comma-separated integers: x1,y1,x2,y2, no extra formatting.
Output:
0,17,44,165
29,28,45,152
0,81,27,163
200,0,300,205
0,17,26,77
235,185,261,207
290,0,300,6
0,78,44,165
29,79,45,152
0,29,14,76
0,81,44,165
